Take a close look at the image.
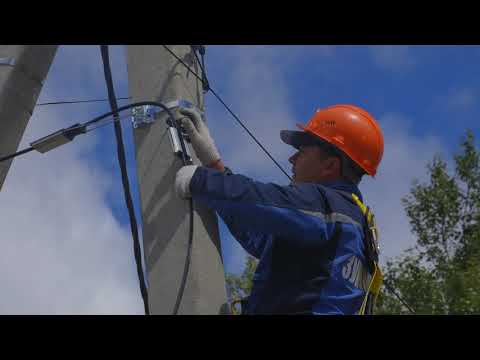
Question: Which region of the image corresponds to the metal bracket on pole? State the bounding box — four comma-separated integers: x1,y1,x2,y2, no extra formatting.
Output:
131,105,159,128
131,99,203,161
131,99,204,129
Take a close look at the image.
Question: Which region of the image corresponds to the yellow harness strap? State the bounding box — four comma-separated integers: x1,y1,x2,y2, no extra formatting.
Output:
351,193,383,315
231,298,243,315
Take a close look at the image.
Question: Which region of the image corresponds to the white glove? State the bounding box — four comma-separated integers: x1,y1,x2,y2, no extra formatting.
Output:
178,107,221,166
175,165,199,199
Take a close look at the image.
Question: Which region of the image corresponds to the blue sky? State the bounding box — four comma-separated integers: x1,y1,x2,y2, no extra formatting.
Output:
0,45,478,314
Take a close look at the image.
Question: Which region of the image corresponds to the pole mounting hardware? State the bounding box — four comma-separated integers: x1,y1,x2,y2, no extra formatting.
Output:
131,100,204,162
131,99,204,129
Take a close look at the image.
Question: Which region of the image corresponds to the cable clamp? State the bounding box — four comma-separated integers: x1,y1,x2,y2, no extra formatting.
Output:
30,124,87,153
168,126,192,161
131,100,200,162
131,99,204,129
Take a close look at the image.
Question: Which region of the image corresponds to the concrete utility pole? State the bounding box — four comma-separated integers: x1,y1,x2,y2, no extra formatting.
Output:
126,45,228,314
0,45,58,191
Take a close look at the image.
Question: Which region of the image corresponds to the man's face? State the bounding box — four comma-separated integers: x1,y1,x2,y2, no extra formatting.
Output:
288,145,341,184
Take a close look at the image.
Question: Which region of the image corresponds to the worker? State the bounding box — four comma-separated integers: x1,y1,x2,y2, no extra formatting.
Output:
175,104,384,315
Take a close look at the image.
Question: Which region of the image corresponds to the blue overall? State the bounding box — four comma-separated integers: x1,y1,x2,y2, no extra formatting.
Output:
190,167,372,315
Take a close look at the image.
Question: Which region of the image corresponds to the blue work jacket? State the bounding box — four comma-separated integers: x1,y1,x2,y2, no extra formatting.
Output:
190,166,372,315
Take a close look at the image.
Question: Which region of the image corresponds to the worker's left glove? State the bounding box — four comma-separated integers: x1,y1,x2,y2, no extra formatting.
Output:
178,107,221,167
175,165,199,199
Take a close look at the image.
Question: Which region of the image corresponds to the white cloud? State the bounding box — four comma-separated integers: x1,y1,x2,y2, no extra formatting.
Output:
0,46,143,314
370,46,415,70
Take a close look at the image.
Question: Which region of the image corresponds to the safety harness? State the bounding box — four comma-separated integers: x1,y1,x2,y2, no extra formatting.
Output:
350,193,383,315
229,192,383,315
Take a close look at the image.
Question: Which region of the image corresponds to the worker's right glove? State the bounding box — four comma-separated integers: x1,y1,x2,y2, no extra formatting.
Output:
178,107,221,167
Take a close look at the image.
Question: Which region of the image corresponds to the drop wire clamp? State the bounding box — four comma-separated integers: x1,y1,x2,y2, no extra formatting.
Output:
131,100,204,162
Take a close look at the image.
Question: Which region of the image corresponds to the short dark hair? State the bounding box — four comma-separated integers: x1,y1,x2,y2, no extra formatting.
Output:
340,154,365,185
314,141,365,185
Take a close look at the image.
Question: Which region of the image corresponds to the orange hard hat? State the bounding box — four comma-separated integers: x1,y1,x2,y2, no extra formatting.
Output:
280,104,384,176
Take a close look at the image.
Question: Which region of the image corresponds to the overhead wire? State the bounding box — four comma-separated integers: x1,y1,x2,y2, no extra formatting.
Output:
190,45,209,92
85,113,132,133
383,280,416,314
0,102,198,163
162,45,292,182
0,146,35,163
36,97,131,107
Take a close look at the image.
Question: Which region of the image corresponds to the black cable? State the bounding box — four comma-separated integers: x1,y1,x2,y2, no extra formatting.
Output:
84,96,195,314
156,102,194,314
190,45,209,92
0,147,35,162
84,102,179,127
100,45,150,315
36,97,131,107
157,66,195,315
0,102,189,163
383,280,416,314
172,198,194,315
98,45,193,315
162,45,292,182
85,113,132,133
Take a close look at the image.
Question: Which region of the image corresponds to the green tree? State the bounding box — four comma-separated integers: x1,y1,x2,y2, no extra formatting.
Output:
378,130,480,314
225,255,257,305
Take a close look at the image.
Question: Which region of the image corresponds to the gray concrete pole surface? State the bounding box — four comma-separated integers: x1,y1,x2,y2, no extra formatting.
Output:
0,45,58,190
126,45,229,315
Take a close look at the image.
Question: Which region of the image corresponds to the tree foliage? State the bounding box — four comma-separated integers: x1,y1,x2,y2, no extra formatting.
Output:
225,255,257,303
378,130,480,314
